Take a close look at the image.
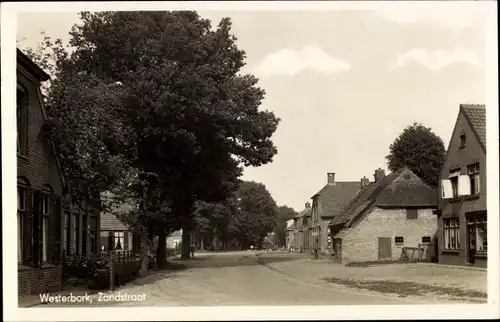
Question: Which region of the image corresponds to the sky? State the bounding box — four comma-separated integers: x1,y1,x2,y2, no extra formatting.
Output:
16,3,490,212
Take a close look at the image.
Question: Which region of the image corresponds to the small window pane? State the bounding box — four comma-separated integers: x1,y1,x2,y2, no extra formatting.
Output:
422,236,431,243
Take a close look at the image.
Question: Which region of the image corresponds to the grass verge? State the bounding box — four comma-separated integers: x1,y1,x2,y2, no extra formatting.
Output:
321,277,487,300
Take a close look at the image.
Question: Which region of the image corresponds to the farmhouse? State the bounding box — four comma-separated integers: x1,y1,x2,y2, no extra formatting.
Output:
329,168,438,264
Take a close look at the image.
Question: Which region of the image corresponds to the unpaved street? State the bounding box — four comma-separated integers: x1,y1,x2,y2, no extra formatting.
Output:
41,251,457,307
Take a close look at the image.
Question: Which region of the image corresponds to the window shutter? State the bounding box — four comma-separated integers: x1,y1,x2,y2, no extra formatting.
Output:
108,232,114,251
52,196,62,263
458,175,471,196
124,231,129,251
476,175,480,194
441,179,453,199
32,190,41,267
24,187,34,264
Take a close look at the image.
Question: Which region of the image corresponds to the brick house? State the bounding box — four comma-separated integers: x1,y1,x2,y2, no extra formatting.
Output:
100,213,134,252
434,104,487,267
328,168,438,264
310,173,360,254
292,203,311,252
17,49,66,296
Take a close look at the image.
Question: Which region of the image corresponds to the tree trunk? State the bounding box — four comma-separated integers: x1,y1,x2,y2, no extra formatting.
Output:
156,231,167,269
200,235,204,251
138,185,150,276
181,226,191,259
138,227,149,276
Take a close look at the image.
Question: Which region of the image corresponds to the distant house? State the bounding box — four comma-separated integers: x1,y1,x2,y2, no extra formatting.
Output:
100,212,134,252
17,49,66,296
310,173,361,254
434,104,487,267
167,230,182,249
293,203,312,252
329,168,438,264
285,219,295,250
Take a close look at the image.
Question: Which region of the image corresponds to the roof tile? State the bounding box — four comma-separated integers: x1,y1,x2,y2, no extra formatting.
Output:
314,182,361,218
461,104,486,149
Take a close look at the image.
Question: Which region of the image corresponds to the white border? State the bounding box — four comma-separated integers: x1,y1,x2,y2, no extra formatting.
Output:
2,1,499,321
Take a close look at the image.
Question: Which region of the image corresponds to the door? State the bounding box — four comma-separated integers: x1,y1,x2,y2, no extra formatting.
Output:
378,237,392,260
467,224,476,264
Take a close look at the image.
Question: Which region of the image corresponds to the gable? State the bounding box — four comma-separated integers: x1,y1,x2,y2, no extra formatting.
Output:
461,104,486,150
442,108,485,178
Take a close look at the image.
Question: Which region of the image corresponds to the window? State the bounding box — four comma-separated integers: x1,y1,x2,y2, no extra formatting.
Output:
449,169,461,198
18,186,27,263
89,217,97,254
468,215,487,254
114,231,125,250
395,237,404,245
17,85,27,155
444,218,460,250
459,134,467,148
406,209,418,220
467,163,480,195
82,216,87,255
422,236,431,244
41,194,50,262
72,214,78,254
63,213,69,254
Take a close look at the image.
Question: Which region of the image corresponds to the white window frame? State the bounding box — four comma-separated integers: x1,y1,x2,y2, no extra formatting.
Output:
444,218,460,250
41,194,50,263
63,213,69,254
448,170,461,198
114,231,125,250
468,215,487,254
71,213,78,254
17,186,26,263
467,163,480,195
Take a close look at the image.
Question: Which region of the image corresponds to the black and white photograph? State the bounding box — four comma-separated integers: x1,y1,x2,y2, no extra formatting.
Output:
2,1,498,321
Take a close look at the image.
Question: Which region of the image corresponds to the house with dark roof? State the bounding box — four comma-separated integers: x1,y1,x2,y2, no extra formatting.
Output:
100,200,135,252
328,168,438,264
434,104,487,267
292,203,312,252
310,173,361,254
17,49,67,296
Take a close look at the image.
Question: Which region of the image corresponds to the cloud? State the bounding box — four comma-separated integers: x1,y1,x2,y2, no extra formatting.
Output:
252,45,351,77
373,2,487,28
389,48,482,71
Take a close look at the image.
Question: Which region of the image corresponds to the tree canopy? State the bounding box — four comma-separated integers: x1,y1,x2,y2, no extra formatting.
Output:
19,11,280,266
386,122,446,187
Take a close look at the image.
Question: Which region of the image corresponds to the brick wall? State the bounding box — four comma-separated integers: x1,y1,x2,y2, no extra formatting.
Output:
17,70,63,195
17,64,64,296
18,265,62,297
342,207,437,263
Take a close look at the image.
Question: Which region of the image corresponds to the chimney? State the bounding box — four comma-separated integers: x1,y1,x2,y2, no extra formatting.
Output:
327,173,335,185
360,176,370,188
374,168,386,182
305,202,311,209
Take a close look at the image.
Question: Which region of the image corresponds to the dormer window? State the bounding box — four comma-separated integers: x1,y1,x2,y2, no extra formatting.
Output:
459,133,467,149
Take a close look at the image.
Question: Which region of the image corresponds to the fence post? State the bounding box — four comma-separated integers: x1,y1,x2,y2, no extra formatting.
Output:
109,252,114,292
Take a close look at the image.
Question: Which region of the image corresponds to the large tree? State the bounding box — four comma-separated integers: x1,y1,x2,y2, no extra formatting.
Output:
20,11,280,265
230,181,279,249
273,205,298,247
386,122,446,187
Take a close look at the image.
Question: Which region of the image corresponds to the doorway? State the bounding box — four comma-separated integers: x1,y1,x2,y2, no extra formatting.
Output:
378,237,392,260
467,222,476,264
